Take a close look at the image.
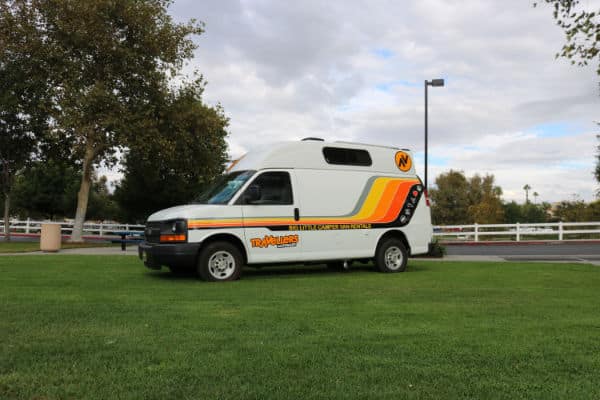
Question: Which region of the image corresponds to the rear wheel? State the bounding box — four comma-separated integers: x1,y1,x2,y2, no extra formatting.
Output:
197,241,243,282
375,238,408,273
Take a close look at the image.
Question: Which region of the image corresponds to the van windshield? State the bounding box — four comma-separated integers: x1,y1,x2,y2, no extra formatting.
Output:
194,170,256,205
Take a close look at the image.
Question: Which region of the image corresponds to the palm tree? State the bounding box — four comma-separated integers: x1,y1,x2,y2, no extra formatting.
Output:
533,191,539,204
523,184,531,203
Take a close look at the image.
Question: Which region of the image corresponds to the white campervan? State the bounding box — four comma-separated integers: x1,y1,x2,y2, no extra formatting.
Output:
139,139,433,281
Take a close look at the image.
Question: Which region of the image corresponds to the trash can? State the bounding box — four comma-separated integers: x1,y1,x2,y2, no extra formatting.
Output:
40,223,62,252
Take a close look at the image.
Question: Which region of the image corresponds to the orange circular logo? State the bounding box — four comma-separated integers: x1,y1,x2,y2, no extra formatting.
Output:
394,151,412,172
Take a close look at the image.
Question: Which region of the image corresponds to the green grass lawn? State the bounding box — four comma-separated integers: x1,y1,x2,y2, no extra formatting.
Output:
0,241,116,253
1,257,599,399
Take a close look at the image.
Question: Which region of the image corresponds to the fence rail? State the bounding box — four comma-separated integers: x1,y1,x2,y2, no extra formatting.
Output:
433,221,600,242
2,219,600,242
0,219,145,238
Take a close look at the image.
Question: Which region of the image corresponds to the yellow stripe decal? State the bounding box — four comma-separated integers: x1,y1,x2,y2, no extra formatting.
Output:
188,177,419,229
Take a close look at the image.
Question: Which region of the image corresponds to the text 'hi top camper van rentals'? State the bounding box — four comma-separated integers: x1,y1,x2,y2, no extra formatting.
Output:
139,138,433,281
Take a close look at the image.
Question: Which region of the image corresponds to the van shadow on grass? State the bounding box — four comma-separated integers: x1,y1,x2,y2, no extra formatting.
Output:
143,261,426,282
143,264,370,281
244,261,430,278
243,264,373,279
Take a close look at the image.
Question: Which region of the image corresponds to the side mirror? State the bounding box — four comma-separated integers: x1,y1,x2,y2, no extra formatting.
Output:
244,185,261,204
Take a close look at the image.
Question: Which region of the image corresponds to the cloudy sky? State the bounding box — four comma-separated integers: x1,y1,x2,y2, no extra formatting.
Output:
165,0,599,203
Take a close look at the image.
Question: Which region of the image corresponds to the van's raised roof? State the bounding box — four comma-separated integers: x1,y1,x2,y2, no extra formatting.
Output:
333,141,401,151
230,140,416,175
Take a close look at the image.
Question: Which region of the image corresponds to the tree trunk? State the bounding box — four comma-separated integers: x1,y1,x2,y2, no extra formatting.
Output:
3,192,10,242
70,142,95,242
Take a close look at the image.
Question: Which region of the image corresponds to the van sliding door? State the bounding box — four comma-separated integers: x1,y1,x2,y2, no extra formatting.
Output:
293,169,377,260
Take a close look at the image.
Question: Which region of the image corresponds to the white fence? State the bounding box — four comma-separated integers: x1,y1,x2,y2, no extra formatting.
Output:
433,222,600,242
0,219,145,238
2,219,600,242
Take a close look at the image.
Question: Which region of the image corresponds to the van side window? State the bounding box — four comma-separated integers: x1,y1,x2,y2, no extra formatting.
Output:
240,171,293,205
322,147,372,166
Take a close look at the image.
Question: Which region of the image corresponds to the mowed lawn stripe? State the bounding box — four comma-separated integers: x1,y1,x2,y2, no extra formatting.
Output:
1,256,599,399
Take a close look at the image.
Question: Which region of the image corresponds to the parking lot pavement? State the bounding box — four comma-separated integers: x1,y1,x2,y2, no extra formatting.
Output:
62,246,139,255
502,255,600,265
422,255,506,262
444,241,600,265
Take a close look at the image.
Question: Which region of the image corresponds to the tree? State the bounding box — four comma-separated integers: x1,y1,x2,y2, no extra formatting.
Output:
533,191,539,203
12,0,204,241
11,157,117,221
429,171,504,225
468,175,505,223
114,81,229,222
520,202,549,223
534,0,600,74
86,175,120,222
503,201,549,223
523,184,532,203
503,201,523,224
429,170,470,225
553,198,589,221
588,200,600,220
0,1,50,240
11,159,80,220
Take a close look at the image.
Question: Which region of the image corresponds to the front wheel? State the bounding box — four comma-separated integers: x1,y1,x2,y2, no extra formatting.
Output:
375,238,408,273
197,242,243,282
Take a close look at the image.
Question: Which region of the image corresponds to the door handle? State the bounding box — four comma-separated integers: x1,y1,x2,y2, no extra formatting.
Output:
294,208,300,221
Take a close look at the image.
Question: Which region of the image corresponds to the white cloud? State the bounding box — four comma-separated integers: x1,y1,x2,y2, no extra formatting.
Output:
166,0,600,202
429,131,598,201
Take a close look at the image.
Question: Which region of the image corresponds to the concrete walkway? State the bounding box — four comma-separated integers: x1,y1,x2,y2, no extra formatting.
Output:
0,246,139,256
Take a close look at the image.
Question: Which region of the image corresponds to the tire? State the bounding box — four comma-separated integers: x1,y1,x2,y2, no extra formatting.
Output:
197,241,243,282
375,238,408,273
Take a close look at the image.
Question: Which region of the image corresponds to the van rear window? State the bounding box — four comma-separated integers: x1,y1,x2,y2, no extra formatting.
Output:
322,147,372,166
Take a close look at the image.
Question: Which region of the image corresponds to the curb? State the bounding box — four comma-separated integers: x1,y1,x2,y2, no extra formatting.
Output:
440,240,600,246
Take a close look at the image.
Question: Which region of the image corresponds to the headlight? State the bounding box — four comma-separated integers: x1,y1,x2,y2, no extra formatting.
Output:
171,220,186,233
160,219,187,243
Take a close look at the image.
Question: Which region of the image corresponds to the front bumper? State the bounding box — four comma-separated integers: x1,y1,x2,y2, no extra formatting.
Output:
138,241,201,270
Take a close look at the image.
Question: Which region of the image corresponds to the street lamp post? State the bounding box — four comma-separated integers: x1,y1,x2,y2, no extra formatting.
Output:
424,78,444,191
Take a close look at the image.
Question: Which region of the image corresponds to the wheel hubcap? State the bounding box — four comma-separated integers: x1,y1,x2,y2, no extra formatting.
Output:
208,251,235,279
384,246,403,270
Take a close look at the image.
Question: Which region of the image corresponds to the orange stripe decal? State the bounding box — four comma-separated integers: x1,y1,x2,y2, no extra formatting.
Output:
187,177,421,229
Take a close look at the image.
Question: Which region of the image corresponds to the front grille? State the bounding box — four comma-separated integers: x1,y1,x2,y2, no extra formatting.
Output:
144,222,163,243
